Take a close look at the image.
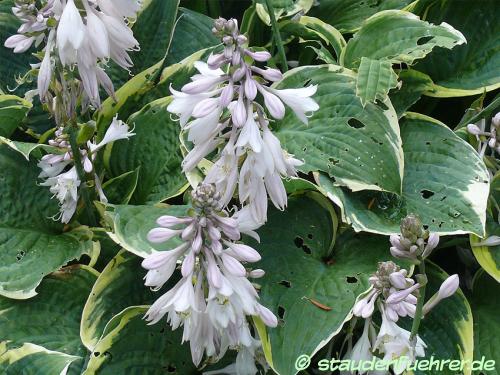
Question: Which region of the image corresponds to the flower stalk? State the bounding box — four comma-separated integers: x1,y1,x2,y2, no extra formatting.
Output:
409,260,426,350
265,0,288,72
67,124,97,226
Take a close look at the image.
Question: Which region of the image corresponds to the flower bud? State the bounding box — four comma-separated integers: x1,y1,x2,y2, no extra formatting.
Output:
400,214,424,242
438,274,459,299
467,123,482,135
492,112,500,127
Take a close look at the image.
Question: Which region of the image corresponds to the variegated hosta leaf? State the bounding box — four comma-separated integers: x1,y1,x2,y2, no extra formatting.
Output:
0,342,80,375
279,16,346,61
316,113,489,236
389,69,434,117
308,0,412,33
0,266,97,355
471,271,500,375
414,0,500,96
101,203,189,258
405,262,474,375
356,57,399,106
340,10,466,69
250,193,393,375
0,146,96,299
255,0,314,25
81,250,175,349
0,95,32,138
273,65,404,194
82,306,198,375
104,97,186,204
470,217,500,282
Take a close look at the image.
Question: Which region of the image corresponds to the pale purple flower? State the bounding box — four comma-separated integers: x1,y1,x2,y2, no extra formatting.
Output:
166,17,318,225
142,184,277,367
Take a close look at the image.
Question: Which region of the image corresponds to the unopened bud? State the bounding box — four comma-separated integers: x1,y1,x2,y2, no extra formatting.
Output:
400,214,424,242
467,123,482,135
438,274,459,299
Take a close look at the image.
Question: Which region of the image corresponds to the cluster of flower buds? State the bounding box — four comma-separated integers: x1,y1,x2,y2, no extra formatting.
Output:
354,261,420,322
348,217,461,375
467,112,500,157
167,17,319,225
142,184,277,372
5,0,141,108
38,117,134,223
389,214,439,263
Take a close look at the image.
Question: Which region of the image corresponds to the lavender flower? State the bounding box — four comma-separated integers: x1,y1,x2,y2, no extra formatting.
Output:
38,117,134,223
167,17,319,225
4,0,141,107
467,112,500,157
353,261,419,322
142,184,277,369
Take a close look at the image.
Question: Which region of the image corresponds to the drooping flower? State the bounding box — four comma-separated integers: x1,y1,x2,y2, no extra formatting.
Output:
142,184,276,370
373,306,427,375
353,261,419,322
5,0,141,107
167,17,318,224
467,112,500,157
38,117,134,223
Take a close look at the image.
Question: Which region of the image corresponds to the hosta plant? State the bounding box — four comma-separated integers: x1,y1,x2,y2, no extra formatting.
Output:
0,0,498,374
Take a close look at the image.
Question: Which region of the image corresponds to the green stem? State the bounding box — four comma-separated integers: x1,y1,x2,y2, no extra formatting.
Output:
265,0,288,72
409,260,426,347
68,126,97,226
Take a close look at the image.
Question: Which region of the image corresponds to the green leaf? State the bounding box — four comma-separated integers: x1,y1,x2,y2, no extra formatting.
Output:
105,97,186,204
409,262,473,375
0,342,80,375
389,69,434,118
280,16,346,61
273,65,404,194
165,8,218,66
0,146,97,298
81,250,171,349
470,217,500,282
471,271,500,375
250,193,394,375
0,95,32,137
102,169,140,205
356,57,399,106
308,0,412,33
102,204,189,257
414,0,500,96
340,10,466,69
0,137,59,161
316,113,489,236
0,227,96,299
0,266,97,355
82,306,198,375
255,0,314,25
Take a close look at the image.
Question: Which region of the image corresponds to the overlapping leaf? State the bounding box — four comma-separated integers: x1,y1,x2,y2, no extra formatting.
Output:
317,113,489,236
273,65,404,194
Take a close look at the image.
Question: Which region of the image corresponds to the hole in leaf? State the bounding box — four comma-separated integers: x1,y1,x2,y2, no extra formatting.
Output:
417,36,434,45
294,236,312,254
328,157,340,166
346,276,358,284
440,196,447,201
348,118,365,129
423,224,429,230
167,365,176,373
426,141,431,146
375,101,389,111
278,280,292,288
307,233,313,239
370,136,383,145
94,352,100,357
278,305,286,319
420,190,435,199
